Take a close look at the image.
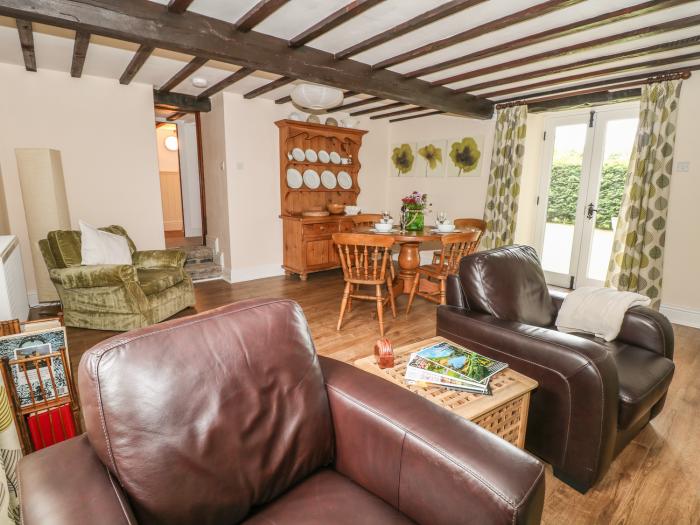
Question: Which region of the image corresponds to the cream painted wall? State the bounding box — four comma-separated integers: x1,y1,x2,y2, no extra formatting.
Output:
0,63,165,300
385,114,495,223
660,74,700,318
200,93,232,275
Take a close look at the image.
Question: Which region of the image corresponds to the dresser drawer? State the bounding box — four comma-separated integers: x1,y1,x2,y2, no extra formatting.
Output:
302,222,338,238
339,221,355,233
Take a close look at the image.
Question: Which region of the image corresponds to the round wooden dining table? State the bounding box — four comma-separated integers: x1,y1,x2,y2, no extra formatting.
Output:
355,226,475,296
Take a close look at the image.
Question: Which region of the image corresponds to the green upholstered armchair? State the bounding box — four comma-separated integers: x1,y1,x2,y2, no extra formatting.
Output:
39,226,195,331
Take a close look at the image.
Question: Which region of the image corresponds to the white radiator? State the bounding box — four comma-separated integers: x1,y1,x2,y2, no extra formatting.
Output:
0,235,29,321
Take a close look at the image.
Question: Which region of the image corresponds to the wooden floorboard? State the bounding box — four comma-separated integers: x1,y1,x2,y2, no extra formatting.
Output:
51,270,699,524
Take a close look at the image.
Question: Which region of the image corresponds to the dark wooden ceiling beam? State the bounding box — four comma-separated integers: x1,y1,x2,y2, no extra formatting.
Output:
350,101,407,115
405,0,692,79
495,68,695,104
370,106,426,120
434,14,700,86
119,44,154,84
197,67,254,99
289,0,383,48
335,0,487,60
234,0,288,32
167,0,194,14
527,89,642,113
0,0,492,118
15,19,36,72
160,56,208,92
478,51,700,99
154,89,211,112
390,110,445,123
334,96,384,112
372,0,582,70
70,31,90,78
275,89,359,105
456,36,700,94
244,76,294,99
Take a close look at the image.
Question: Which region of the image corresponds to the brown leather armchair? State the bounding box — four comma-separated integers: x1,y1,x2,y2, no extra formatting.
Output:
437,245,675,494
19,299,545,525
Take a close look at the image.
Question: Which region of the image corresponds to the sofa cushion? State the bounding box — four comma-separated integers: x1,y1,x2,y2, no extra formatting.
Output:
137,268,184,296
47,230,82,268
47,226,136,268
459,245,556,327
78,299,334,525
572,333,675,430
243,469,414,525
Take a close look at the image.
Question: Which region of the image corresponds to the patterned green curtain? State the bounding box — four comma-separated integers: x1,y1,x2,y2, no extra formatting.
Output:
482,105,528,249
0,386,20,524
606,79,683,309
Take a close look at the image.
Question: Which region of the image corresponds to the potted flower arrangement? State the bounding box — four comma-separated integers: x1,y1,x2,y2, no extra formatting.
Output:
401,191,430,231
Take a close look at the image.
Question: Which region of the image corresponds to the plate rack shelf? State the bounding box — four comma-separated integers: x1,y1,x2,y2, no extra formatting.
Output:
276,119,368,280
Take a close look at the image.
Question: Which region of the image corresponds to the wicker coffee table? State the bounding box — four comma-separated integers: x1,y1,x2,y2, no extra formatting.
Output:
354,336,537,448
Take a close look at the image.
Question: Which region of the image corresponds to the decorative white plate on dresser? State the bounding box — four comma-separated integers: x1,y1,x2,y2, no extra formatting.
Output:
337,171,352,190
286,168,303,189
329,151,341,165
318,150,330,163
305,149,318,162
320,170,337,189
303,169,320,189
291,148,305,162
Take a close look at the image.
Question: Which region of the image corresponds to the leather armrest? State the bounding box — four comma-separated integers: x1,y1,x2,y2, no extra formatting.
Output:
320,356,544,525
549,288,567,312
49,265,137,289
437,306,619,491
617,306,674,360
445,273,467,309
133,249,186,269
19,435,136,525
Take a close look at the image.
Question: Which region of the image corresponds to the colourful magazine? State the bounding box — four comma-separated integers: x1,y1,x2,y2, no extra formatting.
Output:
405,354,491,395
416,341,507,384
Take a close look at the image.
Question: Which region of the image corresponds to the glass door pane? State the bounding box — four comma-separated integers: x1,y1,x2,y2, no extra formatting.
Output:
540,123,588,281
581,116,638,284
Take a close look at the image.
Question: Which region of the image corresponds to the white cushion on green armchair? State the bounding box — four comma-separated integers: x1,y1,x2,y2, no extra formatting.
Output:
79,220,132,265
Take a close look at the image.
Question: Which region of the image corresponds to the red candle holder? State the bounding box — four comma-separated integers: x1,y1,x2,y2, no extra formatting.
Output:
374,338,394,369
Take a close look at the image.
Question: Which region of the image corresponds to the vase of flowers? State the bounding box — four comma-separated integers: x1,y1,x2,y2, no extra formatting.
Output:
401,191,429,231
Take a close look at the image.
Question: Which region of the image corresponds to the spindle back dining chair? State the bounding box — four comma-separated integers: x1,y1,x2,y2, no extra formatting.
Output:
351,214,396,280
408,230,481,314
332,233,397,337
432,218,486,264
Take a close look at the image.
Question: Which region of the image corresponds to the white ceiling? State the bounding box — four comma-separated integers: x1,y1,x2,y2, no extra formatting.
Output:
0,0,698,108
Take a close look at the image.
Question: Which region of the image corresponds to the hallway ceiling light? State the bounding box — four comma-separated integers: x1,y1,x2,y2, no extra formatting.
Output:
291,83,343,110
164,136,178,151
192,77,208,88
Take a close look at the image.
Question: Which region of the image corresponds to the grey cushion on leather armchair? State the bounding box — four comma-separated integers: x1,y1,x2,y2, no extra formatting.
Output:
19,299,545,525
437,244,675,493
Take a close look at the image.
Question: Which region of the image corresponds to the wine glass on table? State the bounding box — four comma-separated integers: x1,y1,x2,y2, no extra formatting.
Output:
437,211,447,227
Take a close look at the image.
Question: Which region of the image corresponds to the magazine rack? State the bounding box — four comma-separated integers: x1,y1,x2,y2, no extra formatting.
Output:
0,346,81,454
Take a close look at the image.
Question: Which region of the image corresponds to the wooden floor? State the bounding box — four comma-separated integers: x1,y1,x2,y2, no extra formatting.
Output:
57,270,700,525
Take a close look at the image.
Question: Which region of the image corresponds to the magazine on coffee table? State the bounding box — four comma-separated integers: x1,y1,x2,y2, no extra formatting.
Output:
416,341,507,384
405,354,491,395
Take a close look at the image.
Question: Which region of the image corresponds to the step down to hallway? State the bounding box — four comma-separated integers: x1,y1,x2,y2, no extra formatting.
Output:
168,244,222,282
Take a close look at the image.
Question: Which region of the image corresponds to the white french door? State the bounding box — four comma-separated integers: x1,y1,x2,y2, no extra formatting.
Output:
535,104,639,289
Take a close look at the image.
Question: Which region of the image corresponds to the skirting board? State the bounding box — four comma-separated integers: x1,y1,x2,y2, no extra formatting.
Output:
660,304,700,329
225,263,285,284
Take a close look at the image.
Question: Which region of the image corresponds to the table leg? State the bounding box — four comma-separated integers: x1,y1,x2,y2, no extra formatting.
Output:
397,242,420,294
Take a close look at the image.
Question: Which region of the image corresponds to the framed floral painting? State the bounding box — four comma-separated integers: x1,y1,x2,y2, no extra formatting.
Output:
446,136,483,177
416,140,446,177
390,143,416,177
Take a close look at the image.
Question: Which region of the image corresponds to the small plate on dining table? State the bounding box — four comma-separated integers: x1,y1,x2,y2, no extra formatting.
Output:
370,228,399,233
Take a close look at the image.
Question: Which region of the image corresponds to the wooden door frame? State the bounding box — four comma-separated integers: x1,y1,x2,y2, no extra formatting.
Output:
195,112,207,239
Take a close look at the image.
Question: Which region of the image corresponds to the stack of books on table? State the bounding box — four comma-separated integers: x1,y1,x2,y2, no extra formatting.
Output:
405,340,508,395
